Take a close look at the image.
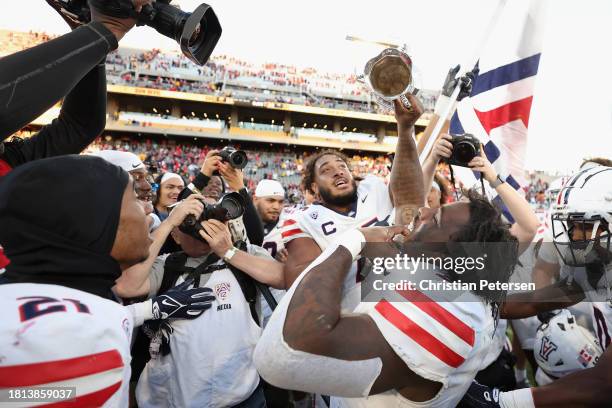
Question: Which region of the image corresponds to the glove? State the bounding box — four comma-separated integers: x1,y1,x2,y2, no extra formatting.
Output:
457,380,502,408
45,0,90,29
152,278,215,320
440,64,479,101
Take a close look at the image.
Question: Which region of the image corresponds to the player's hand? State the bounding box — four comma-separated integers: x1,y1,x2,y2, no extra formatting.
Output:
468,147,497,183
152,279,215,320
394,93,424,130
218,162,245,192
275,248,289,263
90,0,153,42
359,225,410,243
430,133,453,163
457,380,502,408
201,149,222,177
199,219,233,257
166,194,205,228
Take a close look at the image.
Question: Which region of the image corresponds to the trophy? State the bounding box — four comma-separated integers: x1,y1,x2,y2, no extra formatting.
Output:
357,47,416,111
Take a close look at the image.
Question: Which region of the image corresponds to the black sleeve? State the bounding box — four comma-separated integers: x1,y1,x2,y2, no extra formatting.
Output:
239,188,264,246
0,22,117,141
1,62,107,168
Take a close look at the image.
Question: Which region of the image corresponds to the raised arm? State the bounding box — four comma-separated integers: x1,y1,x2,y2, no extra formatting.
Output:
468,149,539,254
389,95,425,225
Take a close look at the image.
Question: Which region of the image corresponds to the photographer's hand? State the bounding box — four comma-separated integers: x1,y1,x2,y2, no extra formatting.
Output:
219,162,245,192
166,194,205,228
199,219,233,257
468,147,497,183
200,149,222,177
430,133,454,164
90,0,153,41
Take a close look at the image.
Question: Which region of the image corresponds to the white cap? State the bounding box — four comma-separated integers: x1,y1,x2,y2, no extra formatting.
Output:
91,150,145,172
255,179,285,198
160,172,184,185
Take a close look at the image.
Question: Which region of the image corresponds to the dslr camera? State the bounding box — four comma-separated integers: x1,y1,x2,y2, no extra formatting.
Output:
446,133,481,167
179,192,245,241
51,0,221,65
216,146,248,170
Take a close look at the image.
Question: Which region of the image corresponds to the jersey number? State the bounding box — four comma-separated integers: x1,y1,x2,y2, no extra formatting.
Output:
593,306,611,349
18,296,91,322
263,242,278,258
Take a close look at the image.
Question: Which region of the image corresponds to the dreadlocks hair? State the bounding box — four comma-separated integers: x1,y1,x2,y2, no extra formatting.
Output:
447,189,519,305
301,149,352,195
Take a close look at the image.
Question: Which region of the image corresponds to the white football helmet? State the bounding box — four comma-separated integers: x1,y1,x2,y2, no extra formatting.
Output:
534,309,602,385
546,176,569,205
551,166,612,267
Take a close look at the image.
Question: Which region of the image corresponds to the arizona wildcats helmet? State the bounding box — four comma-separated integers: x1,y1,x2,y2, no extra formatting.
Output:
534,309,602,385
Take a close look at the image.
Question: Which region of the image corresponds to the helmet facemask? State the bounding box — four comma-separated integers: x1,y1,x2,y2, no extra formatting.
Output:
552,212,611,267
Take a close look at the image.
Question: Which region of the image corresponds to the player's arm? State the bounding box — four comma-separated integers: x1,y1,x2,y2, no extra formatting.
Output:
532,257,560,289
500,278,585,319
389,95,425,225
283,237,322,287
461,347,612,408
530,345,612,407
282,240,436,396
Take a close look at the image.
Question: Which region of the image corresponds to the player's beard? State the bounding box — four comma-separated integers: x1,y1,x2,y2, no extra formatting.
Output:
318,179,358,207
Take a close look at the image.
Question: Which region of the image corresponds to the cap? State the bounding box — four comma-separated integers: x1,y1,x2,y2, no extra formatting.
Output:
160,172,184,185
91,150,145,172
255,179,285,198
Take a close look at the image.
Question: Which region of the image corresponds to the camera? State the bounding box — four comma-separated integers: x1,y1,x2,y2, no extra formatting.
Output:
217,146,248,170
178,192,246,240
54,0,221,65
446,133,481,167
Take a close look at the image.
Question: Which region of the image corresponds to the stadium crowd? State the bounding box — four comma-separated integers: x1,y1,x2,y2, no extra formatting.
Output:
2,4,612,408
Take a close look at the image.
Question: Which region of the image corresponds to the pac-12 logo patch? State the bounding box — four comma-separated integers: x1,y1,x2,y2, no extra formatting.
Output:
310,211,318,220
539,336,558,361
214,282,231,301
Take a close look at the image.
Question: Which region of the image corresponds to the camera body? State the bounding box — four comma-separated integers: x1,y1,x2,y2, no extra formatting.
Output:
178,192,245,241
446,133,481,167
52,0,221,65
217,146,248,170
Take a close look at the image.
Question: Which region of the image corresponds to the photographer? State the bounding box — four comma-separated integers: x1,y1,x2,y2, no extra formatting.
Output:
0,0,152,177
134,197,283,407
185,148,264,245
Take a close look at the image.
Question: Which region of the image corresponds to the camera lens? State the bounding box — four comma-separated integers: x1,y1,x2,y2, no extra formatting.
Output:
454,142,477,163
229,151,248,169
221,196,243,219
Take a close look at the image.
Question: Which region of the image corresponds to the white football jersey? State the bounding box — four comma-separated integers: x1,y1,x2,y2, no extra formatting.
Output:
281,176,393,310
0,283,133,407
333,267,496,408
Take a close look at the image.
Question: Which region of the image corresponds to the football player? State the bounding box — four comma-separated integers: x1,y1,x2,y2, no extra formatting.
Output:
281,95,425,310
461,165,612,408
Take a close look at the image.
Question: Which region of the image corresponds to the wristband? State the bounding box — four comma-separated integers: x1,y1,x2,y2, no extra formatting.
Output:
339,229,366,260
499,388,535,408
223,247,238,263
488,175,505,189
127,299,154,327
